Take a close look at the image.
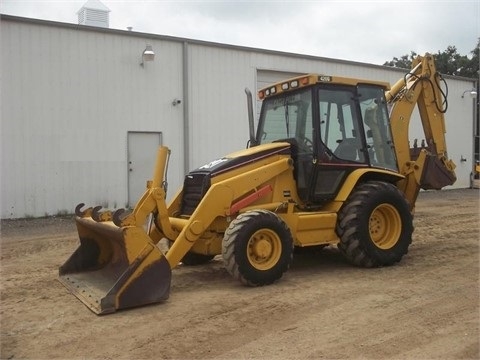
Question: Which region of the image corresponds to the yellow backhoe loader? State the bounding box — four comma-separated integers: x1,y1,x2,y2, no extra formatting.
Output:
59,53,456,314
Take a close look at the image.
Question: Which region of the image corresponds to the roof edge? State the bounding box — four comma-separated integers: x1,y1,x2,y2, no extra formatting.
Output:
0,14,476,83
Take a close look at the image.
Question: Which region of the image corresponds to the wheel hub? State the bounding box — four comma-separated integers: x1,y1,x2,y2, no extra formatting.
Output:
253,238,272,259
247,229,281,270
369,203,402,249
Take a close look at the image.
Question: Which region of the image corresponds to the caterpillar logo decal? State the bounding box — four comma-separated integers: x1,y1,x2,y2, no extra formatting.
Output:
199,158,229,170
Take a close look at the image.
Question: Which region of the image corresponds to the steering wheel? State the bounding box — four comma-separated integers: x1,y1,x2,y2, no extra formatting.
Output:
302,137,314,152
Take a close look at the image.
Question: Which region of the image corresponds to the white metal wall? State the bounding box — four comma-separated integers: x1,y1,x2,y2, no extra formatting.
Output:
1,18,184,218
186,44,256,170
1,16,475,218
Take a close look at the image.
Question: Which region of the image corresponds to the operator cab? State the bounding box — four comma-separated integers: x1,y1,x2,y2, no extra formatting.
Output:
256,74,397,204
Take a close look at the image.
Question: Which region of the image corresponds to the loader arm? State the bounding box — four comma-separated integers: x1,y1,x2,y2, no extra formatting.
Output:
162,155,293,268
385,53,456,207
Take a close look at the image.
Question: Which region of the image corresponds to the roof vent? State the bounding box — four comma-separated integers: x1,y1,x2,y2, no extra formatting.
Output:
77,0,110,28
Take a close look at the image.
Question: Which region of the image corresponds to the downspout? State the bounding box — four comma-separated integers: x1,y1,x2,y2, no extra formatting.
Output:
471,79,479,188
183,41,190,175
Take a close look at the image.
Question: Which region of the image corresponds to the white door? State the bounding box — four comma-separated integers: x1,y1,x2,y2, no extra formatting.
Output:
127,132,162,208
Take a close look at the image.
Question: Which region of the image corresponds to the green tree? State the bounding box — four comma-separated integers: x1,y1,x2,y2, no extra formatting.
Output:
384,40,479,78
383,51,417,69
459,39,479,78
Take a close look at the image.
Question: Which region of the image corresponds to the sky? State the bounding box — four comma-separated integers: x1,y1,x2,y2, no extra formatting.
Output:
1,0,478,65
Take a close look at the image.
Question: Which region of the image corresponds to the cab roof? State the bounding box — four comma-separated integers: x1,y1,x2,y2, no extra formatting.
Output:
258,73,391,100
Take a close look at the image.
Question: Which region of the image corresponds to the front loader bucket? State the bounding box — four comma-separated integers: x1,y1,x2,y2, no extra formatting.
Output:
59,216,171,315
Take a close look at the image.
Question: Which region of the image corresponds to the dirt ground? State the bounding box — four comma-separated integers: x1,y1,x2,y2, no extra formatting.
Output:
0,188,479,360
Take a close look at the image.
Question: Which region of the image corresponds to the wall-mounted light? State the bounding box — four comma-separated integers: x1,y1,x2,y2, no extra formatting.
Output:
140,45,155,67
461,89,477,98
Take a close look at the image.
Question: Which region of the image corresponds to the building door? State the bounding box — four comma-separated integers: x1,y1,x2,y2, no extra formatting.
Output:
127,131,162,208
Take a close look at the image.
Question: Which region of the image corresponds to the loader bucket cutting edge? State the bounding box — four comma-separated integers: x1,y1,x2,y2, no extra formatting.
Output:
58,217,171,315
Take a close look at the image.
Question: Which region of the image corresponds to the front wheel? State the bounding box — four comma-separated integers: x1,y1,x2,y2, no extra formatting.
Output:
222,210,294,286
336,181,413,267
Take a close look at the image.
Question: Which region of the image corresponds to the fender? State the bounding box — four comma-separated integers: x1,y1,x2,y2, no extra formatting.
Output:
334,168,405,202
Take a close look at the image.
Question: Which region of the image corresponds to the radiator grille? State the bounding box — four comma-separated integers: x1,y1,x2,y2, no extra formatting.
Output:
180,173,211,215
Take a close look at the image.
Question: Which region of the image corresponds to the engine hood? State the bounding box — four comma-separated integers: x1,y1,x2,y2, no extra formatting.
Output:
190,142,291,178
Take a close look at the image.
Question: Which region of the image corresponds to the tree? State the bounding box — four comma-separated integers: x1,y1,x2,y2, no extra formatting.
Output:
383,51,417,69
383,40,479,78
459,40,479,79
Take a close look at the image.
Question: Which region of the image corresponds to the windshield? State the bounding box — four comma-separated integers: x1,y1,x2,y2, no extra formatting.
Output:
257,88,313,146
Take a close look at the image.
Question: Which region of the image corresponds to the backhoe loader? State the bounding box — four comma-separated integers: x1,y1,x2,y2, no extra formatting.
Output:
59,53,456,314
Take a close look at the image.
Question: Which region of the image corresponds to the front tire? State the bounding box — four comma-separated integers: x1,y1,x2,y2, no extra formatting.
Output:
336,181,413,267
222,210,294,286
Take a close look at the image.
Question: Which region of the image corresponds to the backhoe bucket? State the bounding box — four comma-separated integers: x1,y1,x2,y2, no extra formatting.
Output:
59,216,171,315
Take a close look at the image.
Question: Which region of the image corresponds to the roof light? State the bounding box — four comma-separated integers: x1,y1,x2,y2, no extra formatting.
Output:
290,80,299,88
281,82,289,90
300,77,310,85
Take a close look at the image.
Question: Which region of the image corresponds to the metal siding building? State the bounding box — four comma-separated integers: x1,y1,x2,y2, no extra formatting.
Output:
0,15,475,219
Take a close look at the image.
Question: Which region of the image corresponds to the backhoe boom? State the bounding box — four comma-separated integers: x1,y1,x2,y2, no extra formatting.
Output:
386,54,456,206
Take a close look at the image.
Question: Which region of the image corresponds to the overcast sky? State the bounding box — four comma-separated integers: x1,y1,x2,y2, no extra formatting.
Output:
1,0,478,65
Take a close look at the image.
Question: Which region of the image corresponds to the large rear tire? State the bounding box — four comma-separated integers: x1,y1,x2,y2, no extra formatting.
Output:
336,181,413,267
222,210,294,286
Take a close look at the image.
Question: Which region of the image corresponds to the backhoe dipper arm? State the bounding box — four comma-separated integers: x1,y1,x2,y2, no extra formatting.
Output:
385,53,456,208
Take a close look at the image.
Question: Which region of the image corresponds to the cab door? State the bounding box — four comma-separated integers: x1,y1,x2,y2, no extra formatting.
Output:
309,86,368,203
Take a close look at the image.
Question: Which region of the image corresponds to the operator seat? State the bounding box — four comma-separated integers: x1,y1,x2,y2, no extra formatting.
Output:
334,138,360,161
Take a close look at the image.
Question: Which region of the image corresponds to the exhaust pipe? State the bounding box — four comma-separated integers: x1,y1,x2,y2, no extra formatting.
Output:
245,88,258,147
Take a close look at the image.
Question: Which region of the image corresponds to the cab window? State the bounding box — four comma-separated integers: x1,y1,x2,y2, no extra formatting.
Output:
319,87,365,163
358,85,398,171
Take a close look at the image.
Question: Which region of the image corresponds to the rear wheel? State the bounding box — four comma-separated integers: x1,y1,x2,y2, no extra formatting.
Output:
222,210,294,286
336,181,413,267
